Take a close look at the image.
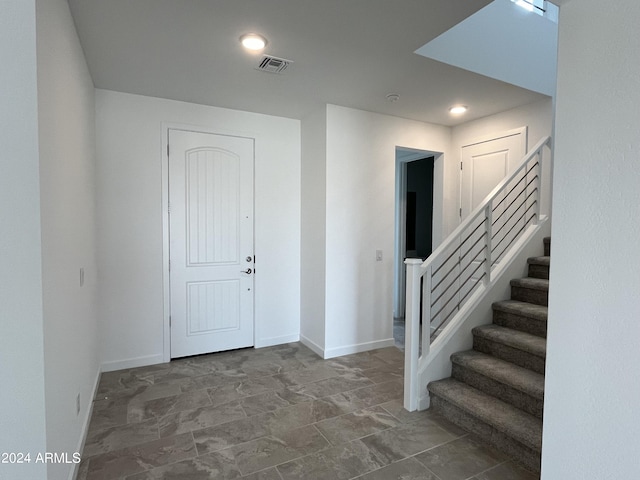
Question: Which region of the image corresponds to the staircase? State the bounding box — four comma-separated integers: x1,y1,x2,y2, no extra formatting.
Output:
427,237,550,473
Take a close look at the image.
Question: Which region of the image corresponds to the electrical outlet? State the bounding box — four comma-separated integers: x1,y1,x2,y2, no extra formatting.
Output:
76,393,80,416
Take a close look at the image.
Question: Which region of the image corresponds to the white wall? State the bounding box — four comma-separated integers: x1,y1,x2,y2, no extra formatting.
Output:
300,107,328,355
323,105,451,357
0,2,48,478
95,90,301,369
542,1,640,478
35,1,100,479
451,98,554,226
416,0,558,96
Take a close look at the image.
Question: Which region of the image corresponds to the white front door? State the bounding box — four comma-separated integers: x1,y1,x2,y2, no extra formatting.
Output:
168,129,254,358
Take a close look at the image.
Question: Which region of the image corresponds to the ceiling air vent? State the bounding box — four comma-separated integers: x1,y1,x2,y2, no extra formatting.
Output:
256,55,292,74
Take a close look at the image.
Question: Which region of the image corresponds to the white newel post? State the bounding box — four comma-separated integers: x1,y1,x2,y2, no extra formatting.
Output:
404,258,423,411
533,150,542,225
484,204,493,284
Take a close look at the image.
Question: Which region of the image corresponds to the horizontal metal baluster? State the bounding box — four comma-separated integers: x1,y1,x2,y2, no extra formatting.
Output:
492,175,539,228
492,197,537,255
491,163,539,214
492,188,537,243
431,222,487,291
430,259,486,321
491,173,527,213
491,188,537,242
430,304,459,339
492,212,538,262
432,219,485,278
459,272,486,305
430,236,486,308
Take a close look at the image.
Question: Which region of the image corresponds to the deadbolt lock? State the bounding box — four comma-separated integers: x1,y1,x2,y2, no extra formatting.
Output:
246,256,252,262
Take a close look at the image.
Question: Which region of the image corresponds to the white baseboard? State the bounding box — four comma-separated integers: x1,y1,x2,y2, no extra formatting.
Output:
101,353,165,372
69,368,101,480
324,338,396,359
254,333,300,349
299,334,325,358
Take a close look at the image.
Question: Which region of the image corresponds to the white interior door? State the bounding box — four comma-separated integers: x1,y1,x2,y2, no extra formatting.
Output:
461,131,525,218
459,130,526,299
169,129,254,358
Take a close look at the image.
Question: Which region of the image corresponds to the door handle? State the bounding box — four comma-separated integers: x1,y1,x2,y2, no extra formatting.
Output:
241,268,253,274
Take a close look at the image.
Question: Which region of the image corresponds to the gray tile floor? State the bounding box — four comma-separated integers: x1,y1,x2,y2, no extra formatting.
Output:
78,343,538,480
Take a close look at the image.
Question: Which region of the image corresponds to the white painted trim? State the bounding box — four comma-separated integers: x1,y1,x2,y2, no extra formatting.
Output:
161,122,259,362
418,393,431,411
101,354,165,373
324,338,396,359
162,124,170,363
393,147,444,319
68,368,101,480
300,334,325,359
255,333,300,349
461,126,528,151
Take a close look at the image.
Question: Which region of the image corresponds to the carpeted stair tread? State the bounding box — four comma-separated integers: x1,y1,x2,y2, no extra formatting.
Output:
527,256,550,266
492,300,548,322
492,300,548,338
511,278,549,306
428,378,542,452
473,325,546,360
527,256,550,279
451,350,544,399
510,277,549,291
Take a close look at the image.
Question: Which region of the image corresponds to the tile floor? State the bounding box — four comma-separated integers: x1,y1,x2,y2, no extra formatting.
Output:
77,343,538,480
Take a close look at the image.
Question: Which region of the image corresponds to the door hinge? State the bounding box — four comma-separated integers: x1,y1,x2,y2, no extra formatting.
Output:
168,259,171,272
169,316,171,327
460,162,463,170
459,208,462,217
167,143,170,156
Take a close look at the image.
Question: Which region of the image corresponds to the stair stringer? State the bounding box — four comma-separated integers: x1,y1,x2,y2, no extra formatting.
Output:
415,217,551,410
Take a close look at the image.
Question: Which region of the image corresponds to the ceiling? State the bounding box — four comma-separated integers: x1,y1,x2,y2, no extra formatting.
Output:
67,0,548,127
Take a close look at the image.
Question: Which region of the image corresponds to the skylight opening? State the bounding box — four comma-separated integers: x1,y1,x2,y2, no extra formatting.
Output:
512,0,544,16
511,0,558,23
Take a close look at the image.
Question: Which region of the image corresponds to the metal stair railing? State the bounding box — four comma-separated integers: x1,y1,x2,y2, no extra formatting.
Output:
404,136,552,411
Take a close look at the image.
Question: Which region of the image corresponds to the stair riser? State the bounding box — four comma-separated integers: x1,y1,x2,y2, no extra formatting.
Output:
451,364,543,418
473,337,545,375
430,395,541,473
511,285,548,306
492,310,547,338
527,264,549,279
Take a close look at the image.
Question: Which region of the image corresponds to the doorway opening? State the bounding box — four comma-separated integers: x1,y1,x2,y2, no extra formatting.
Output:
394,147,436,349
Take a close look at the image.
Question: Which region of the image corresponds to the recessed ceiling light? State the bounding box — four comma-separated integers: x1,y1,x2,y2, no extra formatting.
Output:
240,33,267,51
449,105,468,115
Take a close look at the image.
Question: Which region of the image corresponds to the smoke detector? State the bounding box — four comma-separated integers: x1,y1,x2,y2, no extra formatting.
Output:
256,55,293,74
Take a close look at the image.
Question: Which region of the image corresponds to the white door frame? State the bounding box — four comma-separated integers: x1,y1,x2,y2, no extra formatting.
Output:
458,127,527,225
161,122,256,362
393,147,444,319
